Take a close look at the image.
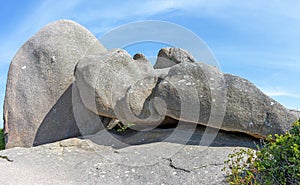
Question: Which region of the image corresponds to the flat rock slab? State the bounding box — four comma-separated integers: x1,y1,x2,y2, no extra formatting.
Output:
0,137,246,185
0,123,259,185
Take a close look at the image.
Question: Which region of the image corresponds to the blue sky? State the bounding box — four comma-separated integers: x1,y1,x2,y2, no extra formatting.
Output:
1,0,300,128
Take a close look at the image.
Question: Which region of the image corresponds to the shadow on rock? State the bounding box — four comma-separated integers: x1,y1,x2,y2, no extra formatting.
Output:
84,121,260,149
33,84,81,146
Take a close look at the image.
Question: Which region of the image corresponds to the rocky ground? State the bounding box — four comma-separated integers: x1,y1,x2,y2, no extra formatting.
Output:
0,125,259,185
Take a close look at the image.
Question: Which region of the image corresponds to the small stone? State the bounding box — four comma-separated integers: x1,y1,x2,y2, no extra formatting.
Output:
51,56,56,63
249,122,254,128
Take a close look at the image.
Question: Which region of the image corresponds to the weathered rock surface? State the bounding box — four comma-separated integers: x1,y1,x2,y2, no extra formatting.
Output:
151,62,298,138
152,62,227,126
75,49,164,125
4,20,106,148
75,47,297,139
0,125,258,185
289,109,300,119
72,82,110,137
154,48,196,69
222,74,297,137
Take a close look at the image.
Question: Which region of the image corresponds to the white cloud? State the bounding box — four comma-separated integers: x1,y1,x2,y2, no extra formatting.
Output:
177,0,300,20
262,88,300,99
73,1,176,21
3,0,299,50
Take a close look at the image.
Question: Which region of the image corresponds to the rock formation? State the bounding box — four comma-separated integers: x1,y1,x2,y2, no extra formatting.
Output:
2,19,299,185
151,62,297,138
74,49,159,125
3,19,298,148
3,20,106,148
75,48,297,138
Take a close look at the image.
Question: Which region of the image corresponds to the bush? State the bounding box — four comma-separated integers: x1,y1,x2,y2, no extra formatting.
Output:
222,120,300,185
0,128,5,150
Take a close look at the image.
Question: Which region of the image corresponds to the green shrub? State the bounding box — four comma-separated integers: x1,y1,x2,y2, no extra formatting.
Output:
0,128,5,150
117,123,135,132
222,120,300,185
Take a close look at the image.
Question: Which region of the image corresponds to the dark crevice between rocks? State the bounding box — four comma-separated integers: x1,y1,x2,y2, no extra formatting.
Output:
163,158,191,173
156,117,179,128
98,122,260,149
189,125,261,148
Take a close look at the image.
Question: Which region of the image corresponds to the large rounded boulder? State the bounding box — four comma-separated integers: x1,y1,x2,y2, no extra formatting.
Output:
4,20,106,148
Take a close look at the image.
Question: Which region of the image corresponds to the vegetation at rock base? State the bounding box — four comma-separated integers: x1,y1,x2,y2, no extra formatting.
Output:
116,122,135,132
0,128,5,150
222,119,300,185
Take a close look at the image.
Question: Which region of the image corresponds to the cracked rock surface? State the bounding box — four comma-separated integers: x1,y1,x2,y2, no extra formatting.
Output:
0,137,249,185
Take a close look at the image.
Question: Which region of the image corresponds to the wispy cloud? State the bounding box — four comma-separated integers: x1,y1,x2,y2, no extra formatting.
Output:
71,0,185,35
262,88,300,99
176,0,300,21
